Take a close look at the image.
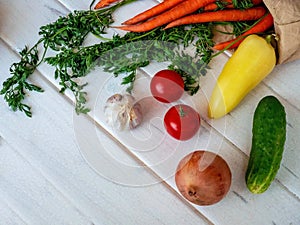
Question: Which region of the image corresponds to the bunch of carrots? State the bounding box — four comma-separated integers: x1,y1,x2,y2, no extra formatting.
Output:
93,0,274,50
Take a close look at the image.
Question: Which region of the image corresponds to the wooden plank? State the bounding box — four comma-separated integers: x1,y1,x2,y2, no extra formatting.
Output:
201,60,300,197
0,0,69,50
76,67,300,224
0,198,27,225
265,61,300,109
1,0,300,224
0,142,90,225
0,40,211,224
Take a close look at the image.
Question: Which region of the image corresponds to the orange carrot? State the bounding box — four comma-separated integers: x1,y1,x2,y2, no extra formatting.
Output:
204,0,262,11
203,3,233,11
115,0,217,32
213,13,274,50
94,0,120,9
164,6,266,29
203,0,232,11
122,0,186,25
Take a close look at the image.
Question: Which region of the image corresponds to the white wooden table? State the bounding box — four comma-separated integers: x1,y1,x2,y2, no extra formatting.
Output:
0,0,299,224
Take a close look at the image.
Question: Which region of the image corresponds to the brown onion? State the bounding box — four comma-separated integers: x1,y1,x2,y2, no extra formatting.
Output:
175,150,231,206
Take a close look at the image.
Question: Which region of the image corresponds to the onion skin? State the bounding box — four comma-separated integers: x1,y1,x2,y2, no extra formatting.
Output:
175,151,231,206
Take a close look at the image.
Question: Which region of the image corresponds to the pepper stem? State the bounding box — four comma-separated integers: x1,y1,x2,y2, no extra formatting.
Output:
265,34,273,44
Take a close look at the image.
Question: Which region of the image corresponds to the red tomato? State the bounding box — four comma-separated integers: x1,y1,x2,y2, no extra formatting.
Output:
150,69,184,103
164,104,201,141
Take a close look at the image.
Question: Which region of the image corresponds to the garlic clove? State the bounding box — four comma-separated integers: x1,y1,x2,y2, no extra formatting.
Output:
129,102,143,129
104,93,143,130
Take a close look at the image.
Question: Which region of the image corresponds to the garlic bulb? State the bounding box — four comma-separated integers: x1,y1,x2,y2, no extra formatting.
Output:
104,94,143,130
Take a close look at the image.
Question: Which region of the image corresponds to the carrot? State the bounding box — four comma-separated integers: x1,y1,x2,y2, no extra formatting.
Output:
203,0,232,11
204,0,262,11
203,3,233,11
164,6,267,29
122,0,186,25
213,13,274,50
94,0,120,9
115,0,217,32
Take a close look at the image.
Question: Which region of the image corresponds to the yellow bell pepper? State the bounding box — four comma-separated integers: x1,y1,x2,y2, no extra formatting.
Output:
208,34,276,119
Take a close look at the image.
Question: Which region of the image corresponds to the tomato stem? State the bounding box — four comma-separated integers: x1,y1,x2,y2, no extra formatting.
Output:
179,105,186,117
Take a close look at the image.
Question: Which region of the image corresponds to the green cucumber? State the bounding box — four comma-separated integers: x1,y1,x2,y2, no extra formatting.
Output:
246,95,286,194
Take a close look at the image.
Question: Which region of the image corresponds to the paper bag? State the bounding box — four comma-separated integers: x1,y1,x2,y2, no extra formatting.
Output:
263,0,300,64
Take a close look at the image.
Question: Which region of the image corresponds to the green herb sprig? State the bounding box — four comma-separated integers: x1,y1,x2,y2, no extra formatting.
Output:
45,24,214,109
1,0,255,117
0,0,135,116
0,43,44,117
232,0,256,9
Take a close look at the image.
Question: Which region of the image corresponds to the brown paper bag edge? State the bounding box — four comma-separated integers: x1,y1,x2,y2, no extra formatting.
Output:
263,0,300,64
